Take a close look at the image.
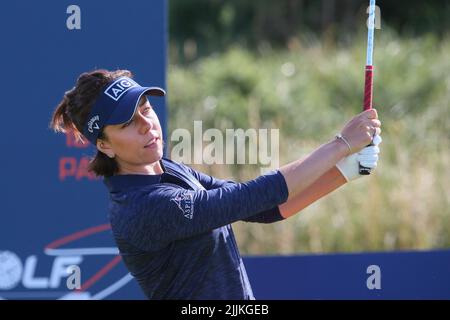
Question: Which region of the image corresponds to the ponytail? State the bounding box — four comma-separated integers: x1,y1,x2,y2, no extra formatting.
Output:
49,69,132,176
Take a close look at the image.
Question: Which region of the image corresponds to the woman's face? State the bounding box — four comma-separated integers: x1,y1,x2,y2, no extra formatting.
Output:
100,96,164,174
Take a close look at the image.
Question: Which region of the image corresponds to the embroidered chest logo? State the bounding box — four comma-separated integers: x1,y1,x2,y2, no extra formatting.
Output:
171,191,194,220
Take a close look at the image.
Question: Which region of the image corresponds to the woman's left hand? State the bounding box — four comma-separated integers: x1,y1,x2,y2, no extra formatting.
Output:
336,135,382,181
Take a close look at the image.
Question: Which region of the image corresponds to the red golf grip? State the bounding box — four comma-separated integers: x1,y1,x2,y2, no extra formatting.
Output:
363,65,373,111
360,65,374,175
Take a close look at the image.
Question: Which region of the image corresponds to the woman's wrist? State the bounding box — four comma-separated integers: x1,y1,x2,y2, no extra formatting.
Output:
331,135,351,159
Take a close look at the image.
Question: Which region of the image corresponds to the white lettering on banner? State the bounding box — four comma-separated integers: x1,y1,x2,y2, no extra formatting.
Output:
0,251,23,290
66,5,81,30
22,256,83,289
50,257,83,288
22,256,49,288
0,244,131,299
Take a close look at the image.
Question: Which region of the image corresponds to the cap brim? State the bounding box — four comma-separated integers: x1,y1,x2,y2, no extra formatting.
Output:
105,86,166,126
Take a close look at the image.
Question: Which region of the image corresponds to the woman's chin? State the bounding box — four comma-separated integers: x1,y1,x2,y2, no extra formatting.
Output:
147,147,164,163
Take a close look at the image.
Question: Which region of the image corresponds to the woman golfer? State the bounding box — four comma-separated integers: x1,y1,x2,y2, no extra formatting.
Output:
50,69,381,299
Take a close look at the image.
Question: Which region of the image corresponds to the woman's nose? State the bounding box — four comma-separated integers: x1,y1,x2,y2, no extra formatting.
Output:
137,113,153,134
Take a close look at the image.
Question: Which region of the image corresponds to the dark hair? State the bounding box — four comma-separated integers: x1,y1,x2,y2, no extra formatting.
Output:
50,69,133,177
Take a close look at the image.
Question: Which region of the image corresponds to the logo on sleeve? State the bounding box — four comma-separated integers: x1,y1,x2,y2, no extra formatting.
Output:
171,191,194,220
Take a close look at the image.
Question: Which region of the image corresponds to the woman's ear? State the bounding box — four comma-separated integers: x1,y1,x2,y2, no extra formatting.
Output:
97,139,115,159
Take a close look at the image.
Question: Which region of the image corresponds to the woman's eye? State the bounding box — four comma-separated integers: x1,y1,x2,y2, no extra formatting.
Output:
122,121,132,128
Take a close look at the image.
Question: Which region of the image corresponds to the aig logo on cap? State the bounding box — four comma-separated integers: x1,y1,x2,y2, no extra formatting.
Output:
104,77,138,101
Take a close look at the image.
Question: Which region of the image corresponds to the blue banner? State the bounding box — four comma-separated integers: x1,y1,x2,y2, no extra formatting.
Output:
0,0,165,299
245,249,450,299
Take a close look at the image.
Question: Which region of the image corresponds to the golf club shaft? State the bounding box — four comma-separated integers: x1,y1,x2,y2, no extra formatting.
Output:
359,0,376,175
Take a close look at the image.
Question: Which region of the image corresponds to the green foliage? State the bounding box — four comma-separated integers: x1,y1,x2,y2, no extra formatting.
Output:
167,32,450,254
170,0,450,62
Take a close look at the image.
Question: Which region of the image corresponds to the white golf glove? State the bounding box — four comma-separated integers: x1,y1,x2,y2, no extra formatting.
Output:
336,135,382,182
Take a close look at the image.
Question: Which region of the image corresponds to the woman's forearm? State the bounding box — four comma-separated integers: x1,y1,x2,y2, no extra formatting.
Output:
278,166,346,218
279,138,348,200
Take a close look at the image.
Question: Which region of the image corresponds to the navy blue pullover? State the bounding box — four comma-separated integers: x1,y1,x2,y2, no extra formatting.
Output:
104,158,289,299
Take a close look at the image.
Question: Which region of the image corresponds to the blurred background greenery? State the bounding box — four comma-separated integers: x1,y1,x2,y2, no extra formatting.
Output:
167,0,450,254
